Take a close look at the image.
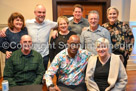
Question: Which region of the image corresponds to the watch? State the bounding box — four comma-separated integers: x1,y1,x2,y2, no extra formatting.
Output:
48,84,55,89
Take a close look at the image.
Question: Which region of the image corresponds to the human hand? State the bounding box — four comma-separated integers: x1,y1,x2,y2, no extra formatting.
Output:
55,85,61,91
82,27,88,31
52,30,58,39
49,86,56,91
0,27,7,37
6,51,12,59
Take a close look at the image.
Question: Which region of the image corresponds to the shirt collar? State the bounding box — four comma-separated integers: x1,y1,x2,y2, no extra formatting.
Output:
34,19,45,25
20,50,34,58
87,24,101,32
65,48,80,58
108,20,119,27
72,17,83,24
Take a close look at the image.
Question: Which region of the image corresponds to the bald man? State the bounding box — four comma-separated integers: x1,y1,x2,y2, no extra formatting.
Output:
4,35,45,86
0,4,57,71
44,35,91,91
26,4,57,71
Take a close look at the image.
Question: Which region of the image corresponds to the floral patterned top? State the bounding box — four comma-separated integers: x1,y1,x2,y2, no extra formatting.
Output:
45,48,91,87
102,20,134,54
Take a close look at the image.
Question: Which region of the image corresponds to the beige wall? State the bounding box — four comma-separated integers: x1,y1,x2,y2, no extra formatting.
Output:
130,0,136,21
0,0,135,24
0,0,53,24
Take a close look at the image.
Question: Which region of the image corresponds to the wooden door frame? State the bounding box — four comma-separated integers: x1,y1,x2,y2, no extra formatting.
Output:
52,0,111,23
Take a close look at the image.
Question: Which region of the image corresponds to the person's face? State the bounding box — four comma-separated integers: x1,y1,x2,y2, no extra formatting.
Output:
107,9,118,24
34,6,46,23
88,13,99,28
68,38,80,55
20,36,32,51
58,19,68,33
13,17,23,30
96,44,109,58
73,7,83,20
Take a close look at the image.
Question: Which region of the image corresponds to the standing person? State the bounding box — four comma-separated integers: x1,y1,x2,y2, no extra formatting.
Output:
52,4,89,38
26,4,57,70
85,38,127,91
0,12,28,59
0,4,57,70
102,7,134,68
45,35,91,91
4,35,45,86
68,4,89,36
80,10,112,55
49,16,76,62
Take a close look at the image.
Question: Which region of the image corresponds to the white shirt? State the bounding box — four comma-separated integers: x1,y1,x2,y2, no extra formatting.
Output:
26,19,57,57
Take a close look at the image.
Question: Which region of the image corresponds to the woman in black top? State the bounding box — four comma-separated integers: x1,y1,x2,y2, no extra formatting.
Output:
0,12,28,59
86,38,127,91
49,16,76,62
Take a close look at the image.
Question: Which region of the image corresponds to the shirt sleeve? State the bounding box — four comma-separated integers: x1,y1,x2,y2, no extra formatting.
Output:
80,31,85,49
3,56,17,86
47,20,58,29
111,59,127,91
44,55,60,87
104,28,112,53
33,54,45,84
124,23,134,53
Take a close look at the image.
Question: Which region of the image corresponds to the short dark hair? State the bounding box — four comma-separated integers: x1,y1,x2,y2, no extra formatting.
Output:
73,4,83,12
8,12,25,30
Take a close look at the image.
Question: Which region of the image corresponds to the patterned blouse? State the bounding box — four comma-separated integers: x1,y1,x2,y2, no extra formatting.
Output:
45,48,91,87
102,20,134,54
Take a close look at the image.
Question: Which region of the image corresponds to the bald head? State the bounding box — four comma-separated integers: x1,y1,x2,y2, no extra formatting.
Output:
67,35,80,58
34,4,46,23
34,4,46,12
21,35,32,42
20,35,32,53
67,35,80,43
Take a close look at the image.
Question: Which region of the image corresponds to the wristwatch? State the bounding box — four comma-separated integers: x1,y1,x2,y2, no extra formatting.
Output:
48,84,55,89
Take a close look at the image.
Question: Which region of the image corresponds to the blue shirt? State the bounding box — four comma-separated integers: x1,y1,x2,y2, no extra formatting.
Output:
26,19,57,57
80,25,112,55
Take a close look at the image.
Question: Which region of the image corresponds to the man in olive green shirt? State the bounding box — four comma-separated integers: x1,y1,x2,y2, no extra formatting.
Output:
4,35,45,86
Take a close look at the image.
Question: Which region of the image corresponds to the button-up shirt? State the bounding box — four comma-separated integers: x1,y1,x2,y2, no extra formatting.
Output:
69,17,89,36
102,20,134,54
45,48,91,87
80,25,112,55
4,49,45,86
26,19,57,57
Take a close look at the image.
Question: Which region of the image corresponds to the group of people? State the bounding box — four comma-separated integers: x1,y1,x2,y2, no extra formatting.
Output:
0,3,133,91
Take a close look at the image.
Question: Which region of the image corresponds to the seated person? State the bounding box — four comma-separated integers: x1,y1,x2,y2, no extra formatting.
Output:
44,35,91,91
4,35,45,86
85,37,127,91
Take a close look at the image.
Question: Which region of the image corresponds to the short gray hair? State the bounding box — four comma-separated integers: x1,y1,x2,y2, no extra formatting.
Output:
88,10,99,19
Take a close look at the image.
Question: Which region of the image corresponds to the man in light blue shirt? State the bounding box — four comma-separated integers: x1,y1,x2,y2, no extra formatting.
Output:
26,4,57,70
80,10,112,55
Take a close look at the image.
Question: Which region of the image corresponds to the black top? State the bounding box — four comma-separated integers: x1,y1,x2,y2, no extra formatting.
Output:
0,27,28,53
49,31,76,62
94,57,111,91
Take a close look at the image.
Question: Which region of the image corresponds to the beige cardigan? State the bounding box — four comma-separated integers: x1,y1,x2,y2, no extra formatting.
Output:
85,53,127,91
